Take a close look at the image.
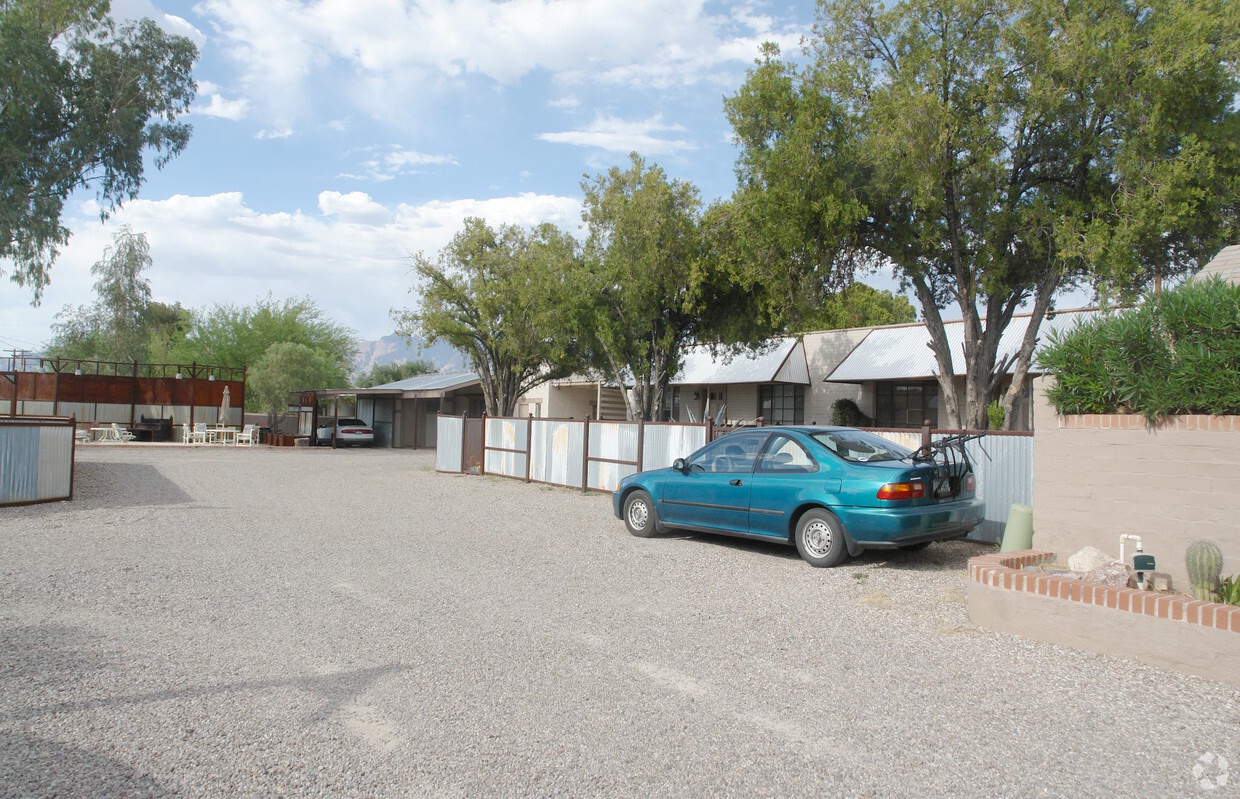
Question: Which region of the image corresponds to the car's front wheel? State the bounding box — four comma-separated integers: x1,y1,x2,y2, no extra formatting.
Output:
795,509,847,567
623,490,660,538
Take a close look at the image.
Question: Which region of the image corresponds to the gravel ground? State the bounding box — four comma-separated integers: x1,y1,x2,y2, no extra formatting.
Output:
1,444,1237,798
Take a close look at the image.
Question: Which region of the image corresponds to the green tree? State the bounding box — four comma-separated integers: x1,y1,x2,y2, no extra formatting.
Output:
0,0,198,300
89,224,151,360
392,218,583,416
247,342,340,430
355,359,435,388
44,225,152,362
578,154,707,421
181,296,356,410
725,0,1240,429
143,301,192,364
797,284,917,332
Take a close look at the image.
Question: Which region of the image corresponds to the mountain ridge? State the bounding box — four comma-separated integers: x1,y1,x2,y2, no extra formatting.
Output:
352,333,469,379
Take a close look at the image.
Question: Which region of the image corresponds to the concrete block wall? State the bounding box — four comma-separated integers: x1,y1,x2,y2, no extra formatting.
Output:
1032,376,1240,593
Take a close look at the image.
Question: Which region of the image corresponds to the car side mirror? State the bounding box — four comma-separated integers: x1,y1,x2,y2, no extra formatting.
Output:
673,458,687,472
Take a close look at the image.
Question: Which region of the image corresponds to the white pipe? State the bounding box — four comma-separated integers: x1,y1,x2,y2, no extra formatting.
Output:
1119,533,1142,566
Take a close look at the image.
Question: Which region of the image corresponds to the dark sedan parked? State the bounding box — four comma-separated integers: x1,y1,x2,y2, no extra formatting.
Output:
612,426,984,567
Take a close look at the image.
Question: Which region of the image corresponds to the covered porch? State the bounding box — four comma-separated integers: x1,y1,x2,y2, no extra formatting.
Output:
301,372,484,449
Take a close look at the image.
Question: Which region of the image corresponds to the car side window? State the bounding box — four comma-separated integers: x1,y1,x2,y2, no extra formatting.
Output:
756,435,819,474
685,433,765,474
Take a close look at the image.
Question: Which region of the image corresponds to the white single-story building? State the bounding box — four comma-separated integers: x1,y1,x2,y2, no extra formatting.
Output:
522,308,1101,431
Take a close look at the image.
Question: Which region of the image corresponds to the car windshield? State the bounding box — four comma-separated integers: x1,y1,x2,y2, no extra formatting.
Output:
811,430,911,463
336,419,365,426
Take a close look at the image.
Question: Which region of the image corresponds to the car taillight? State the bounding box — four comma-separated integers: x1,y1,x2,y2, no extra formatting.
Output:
342,428,370,434
877,481,926,500
965,474,976,493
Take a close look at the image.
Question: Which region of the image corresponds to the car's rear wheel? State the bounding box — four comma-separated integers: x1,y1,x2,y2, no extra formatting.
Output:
795,509,847,567
623,490,659,538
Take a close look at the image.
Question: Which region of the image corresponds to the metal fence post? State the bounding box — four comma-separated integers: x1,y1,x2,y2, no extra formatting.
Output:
636,417,645,473
581,416,591,493
525,414,533,483
480,414,488,475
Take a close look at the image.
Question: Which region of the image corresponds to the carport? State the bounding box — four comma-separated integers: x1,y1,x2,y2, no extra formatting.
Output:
304,372,484,449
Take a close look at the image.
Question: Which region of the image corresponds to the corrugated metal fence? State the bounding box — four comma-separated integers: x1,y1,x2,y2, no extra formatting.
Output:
438,415,708,492
869,430,1033,543
0,416,75,506
436,415,1032,542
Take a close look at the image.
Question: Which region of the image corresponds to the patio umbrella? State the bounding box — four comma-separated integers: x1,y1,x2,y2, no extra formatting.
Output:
219,385,230,425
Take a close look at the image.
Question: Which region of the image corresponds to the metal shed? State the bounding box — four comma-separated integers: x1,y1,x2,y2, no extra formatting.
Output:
302,371,484,449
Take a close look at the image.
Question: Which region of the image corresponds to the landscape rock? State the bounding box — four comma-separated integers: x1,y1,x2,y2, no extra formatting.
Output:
1068,546,1113,574
1085,561,1132,587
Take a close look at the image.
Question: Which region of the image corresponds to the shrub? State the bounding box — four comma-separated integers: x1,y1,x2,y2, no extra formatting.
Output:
1038,277,1240,423
831,398,873,427
986,401,1005,430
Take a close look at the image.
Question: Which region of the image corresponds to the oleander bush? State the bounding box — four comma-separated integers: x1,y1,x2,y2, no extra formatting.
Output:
1038,276,1240,423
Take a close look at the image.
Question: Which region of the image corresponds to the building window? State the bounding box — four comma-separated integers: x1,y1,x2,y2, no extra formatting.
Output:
874,381,938,428
661,387,683,422
758,384,805,425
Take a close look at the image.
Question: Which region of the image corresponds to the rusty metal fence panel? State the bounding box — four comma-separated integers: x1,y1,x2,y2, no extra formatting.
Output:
485,417,530,478
641,423,708,471
586,421,639,492
436,415,463,473
530,420,585,489
1,417,74,505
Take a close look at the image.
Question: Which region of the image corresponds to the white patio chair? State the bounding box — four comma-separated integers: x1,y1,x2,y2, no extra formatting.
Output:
186,423,208,445
236,424,256,446
75,429,91,443
111,423,136,443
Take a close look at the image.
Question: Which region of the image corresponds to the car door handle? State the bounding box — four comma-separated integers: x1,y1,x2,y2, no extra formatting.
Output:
729,479,743,486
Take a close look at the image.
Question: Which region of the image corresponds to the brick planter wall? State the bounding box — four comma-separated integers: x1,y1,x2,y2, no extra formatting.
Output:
967,550,1240,687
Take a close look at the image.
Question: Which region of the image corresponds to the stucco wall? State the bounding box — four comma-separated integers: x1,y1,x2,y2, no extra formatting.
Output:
1032,376,1240,592
802,329,869,424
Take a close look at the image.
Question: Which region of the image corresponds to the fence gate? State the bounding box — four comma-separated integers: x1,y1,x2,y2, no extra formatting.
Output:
462,417,484,474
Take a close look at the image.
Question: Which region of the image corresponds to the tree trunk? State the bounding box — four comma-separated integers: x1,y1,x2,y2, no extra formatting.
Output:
999,270,1060,429
911,275,962,428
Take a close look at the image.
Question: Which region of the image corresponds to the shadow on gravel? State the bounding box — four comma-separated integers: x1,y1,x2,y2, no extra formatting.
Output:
71,462,193,509
660,533,991,573
0,733,173,798
2,622,409,725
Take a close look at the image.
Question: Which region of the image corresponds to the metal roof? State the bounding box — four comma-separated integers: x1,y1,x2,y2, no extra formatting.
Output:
313,371,481,397
366,371,480,392
825,308,1103,382
1195,245,1240,286
674,338,809,385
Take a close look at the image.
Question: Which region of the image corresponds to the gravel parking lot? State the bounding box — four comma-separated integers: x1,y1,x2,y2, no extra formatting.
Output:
2,445,1237,797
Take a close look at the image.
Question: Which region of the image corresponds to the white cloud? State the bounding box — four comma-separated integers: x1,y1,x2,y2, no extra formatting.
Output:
539,114,694,155
343,146,458,182
318,191,393,225
1,190,583,347
194,81,251,120
255,127,295,140
192,0,810,127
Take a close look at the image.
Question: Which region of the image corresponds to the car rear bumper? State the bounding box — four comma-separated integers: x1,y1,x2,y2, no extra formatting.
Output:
837,497,985,546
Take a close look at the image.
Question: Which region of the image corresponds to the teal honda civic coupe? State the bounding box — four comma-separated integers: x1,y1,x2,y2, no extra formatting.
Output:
612,426,985,567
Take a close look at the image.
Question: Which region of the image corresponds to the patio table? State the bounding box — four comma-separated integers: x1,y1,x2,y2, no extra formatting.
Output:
208,426,239,445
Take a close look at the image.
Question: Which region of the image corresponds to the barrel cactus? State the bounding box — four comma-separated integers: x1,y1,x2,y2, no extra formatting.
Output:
1186,540,1224,601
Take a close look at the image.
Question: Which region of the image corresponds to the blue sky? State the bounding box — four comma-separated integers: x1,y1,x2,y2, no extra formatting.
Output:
1,0,908,355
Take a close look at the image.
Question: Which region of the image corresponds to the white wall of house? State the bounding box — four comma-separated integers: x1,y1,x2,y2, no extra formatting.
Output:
518,325,1041,429
802,328,870,424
